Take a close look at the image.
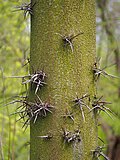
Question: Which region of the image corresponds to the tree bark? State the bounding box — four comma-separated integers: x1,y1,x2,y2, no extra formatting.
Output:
30,0,97,159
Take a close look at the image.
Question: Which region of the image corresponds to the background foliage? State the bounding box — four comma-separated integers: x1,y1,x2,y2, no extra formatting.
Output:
0,0,30,159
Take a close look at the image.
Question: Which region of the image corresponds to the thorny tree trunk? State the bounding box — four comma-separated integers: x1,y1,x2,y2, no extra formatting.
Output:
30,0,97,159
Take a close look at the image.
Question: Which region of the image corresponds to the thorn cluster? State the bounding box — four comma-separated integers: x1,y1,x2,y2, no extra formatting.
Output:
92,146,109,160
93,62,118,80
73,94,90,122
12,95,54,129
22,70,47,94
56,32,83,52
90,96,113,119
29,102,54,123
62,34,74,52
62,128,81,143
13,2,36,18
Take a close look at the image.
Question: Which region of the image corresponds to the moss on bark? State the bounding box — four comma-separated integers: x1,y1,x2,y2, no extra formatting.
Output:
30,0,97,159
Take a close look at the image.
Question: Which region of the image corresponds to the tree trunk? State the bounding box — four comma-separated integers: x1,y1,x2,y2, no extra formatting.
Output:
30,0,97,159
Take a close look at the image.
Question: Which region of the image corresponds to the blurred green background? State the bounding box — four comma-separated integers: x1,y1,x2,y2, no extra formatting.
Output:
0,0,120,159
0,0,30,159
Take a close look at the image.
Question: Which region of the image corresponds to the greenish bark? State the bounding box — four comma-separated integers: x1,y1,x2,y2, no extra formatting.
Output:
30,0,97,160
